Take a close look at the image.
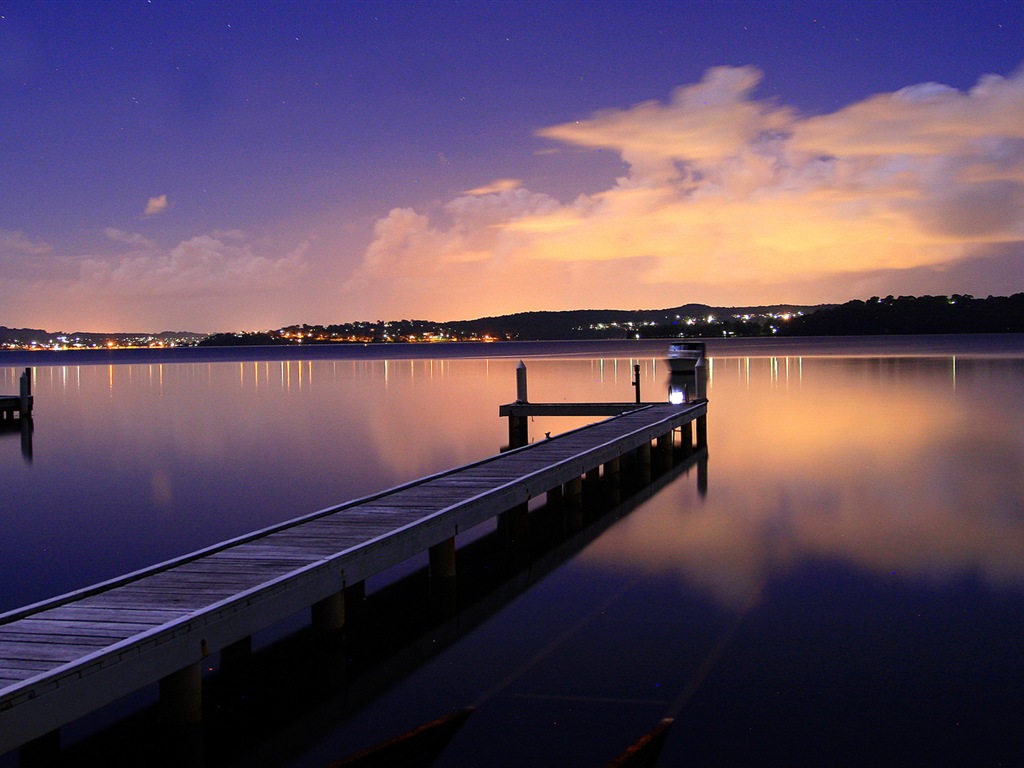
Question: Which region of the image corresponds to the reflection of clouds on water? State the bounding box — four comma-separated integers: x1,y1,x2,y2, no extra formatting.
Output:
588,357,1024,608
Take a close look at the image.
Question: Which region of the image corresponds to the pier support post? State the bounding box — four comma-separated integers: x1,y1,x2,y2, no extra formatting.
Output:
429,537,457,580
604,456,621,504
679,421,694,455
565,476,583,504
547,484,564,507
695,415,708,448
498,503,529,544
657,432,674,470
565,476,584,531
637,442,652,484
312,590,346,636
159,662,202,728
429,537,458,618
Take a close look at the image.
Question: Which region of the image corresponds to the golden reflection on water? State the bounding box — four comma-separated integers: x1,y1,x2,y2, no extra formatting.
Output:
589,354,1024,607
3,350,1022,614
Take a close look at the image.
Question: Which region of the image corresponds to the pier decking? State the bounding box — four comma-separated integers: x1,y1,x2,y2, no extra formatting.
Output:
0,398,707,758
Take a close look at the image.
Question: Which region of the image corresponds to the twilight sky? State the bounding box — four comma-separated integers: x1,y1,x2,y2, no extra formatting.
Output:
2,1,1023,332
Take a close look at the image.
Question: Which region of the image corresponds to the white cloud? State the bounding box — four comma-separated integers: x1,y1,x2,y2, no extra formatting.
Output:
104,227,156,248
349,65,1024,315
462,178,522,196
143,194,169,217
80,232,309,297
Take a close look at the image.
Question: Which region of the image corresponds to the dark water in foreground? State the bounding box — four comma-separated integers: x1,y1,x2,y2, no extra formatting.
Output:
2,335,1023,766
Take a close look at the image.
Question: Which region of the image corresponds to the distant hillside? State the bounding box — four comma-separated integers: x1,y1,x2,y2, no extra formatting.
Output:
780,294,1024,336
442,303,817,340
0,326,51,344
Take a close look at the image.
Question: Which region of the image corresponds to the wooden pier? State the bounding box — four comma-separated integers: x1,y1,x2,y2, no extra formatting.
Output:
0,390,707,760
0,368,32,423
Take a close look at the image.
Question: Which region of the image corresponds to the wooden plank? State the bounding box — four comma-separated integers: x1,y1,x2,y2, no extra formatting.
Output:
37,605,187,623
9,619,151,638
0,642,93,663
0,659,55,672
0,631,112,648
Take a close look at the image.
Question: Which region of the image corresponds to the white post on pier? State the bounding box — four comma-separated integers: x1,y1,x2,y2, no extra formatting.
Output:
515,360,528,403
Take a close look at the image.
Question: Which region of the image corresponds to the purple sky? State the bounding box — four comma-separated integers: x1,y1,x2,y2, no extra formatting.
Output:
2,0,1022,332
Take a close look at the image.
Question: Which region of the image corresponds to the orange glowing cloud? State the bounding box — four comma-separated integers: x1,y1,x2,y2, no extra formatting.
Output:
349,65,1024,317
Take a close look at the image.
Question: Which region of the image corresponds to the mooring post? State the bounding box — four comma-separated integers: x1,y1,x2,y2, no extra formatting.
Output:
515,360,528,403
632,364,641,403
19,367,31,417
693,355,705,400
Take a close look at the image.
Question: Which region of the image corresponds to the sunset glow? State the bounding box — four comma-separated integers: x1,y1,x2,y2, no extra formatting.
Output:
1,2,1021,331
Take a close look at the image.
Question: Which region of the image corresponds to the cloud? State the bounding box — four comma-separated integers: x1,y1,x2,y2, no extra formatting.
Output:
0,229,52,256
80,231,309,297
0,228,315,331
143,194,169,217
104,227,156,248
462,178,522,196
349,65,1024,316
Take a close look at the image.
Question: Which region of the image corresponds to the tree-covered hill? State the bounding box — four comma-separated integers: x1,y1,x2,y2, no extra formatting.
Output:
780,294,1024,336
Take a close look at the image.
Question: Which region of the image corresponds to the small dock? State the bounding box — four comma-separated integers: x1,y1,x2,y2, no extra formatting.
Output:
0,368,32,423
0,380,707,759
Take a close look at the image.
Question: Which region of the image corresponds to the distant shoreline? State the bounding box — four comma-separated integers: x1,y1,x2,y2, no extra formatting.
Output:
1,333,1022,368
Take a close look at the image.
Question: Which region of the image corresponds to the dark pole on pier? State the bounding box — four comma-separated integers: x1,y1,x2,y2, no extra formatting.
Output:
19,368,32,417
632,364,641,404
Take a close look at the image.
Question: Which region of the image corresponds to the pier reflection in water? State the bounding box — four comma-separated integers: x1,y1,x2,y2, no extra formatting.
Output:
1,339,1023,766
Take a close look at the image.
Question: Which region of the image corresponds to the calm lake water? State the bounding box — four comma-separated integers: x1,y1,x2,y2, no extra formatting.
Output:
2,335,1023,766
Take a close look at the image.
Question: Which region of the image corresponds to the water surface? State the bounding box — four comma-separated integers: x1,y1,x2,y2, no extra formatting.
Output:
1,336,1022,766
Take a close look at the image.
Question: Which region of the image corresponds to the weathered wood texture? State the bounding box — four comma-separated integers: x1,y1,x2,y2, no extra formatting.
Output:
0,402,705,754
